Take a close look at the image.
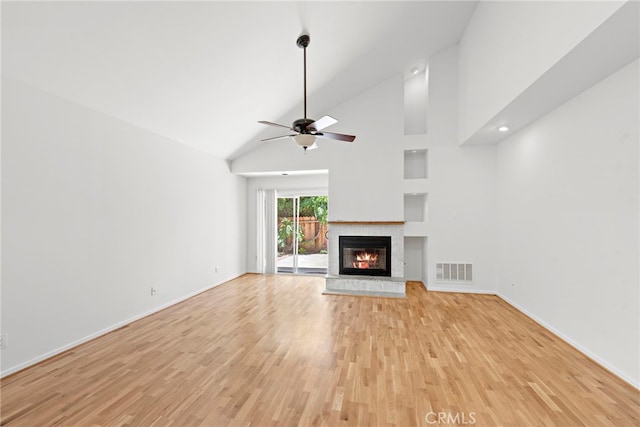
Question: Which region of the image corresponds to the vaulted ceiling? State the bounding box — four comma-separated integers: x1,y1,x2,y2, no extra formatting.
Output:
2,1,477,160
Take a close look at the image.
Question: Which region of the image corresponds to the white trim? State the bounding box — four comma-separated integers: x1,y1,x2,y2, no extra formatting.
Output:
498,293,640,390
0,277,239,378
275,187,328,197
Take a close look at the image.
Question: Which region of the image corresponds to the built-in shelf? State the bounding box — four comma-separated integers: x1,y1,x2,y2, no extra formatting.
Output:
403,179,429,195
404,223,428,237
404,236,427,282
402,148,429,284
404,193,427,222
404,149,428,179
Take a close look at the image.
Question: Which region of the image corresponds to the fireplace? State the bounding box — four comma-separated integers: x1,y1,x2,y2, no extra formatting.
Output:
326,222,404,297
339,236,392,277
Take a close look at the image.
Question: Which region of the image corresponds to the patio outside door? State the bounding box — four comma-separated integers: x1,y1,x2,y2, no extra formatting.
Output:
276,195,328,275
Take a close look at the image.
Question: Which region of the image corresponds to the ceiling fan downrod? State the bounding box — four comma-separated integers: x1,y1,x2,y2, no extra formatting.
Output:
297,33,310,120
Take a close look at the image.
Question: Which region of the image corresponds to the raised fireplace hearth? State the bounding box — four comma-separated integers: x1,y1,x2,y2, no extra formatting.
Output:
339,235,391,277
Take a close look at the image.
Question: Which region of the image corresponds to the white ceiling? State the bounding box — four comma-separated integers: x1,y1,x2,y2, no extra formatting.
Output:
2,1,477,160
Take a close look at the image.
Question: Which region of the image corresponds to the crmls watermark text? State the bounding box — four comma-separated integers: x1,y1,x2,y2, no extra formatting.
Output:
425,411,477,425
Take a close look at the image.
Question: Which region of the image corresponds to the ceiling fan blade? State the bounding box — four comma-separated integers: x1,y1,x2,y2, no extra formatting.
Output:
307,115,337,131
258,120,294,130
261,134,297,142
317,131,356,142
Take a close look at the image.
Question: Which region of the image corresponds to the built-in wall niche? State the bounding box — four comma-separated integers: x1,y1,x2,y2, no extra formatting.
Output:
403,68,428,135
404,193,427,222
404,149,428,179
404,236,427,283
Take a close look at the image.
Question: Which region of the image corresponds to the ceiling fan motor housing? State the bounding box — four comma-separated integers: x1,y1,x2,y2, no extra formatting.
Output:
293,117,316,133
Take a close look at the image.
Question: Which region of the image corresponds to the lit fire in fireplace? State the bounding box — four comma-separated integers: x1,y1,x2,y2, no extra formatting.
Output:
352,251,379,269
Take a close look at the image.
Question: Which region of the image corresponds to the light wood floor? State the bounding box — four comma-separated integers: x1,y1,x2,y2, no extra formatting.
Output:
1,275,638,426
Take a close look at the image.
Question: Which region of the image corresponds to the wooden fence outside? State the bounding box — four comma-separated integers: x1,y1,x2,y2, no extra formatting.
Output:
280,216,328,252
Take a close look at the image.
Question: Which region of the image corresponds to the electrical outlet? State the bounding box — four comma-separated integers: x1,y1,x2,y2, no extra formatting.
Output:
0,333,7,349
215,266,219,274
151,287,158,296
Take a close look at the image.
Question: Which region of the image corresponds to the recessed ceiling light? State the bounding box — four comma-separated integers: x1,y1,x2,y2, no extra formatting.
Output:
498,126,509,132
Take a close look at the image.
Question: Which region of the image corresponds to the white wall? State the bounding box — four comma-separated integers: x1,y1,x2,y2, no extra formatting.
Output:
426,146,497,293
426,45,458,147
327,75,404,221
458,1,624,144
418,45,498,292
245,174,328,272
1,78,247,375
496,60,639,387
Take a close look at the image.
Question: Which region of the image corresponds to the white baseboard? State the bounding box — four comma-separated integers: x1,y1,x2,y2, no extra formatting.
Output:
498,293,640,390
1,276,240,378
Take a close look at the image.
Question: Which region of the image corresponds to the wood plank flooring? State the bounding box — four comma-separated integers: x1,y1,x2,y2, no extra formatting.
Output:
1,274,638,426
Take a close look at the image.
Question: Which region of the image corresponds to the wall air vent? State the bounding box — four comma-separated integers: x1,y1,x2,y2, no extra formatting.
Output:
435,263,473,283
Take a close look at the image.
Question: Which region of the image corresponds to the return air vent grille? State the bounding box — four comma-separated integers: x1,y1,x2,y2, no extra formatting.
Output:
435,263,473,282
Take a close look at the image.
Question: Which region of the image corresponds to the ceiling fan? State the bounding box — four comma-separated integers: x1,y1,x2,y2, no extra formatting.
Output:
258,33,356,152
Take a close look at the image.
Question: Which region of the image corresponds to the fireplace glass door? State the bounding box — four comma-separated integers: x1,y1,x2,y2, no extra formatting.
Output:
339,236,392,277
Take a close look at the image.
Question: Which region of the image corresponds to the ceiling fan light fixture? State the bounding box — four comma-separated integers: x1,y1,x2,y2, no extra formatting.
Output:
294,134,317,149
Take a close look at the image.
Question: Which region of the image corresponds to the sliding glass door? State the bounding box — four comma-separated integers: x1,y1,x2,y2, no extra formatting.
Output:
276,194,328,275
